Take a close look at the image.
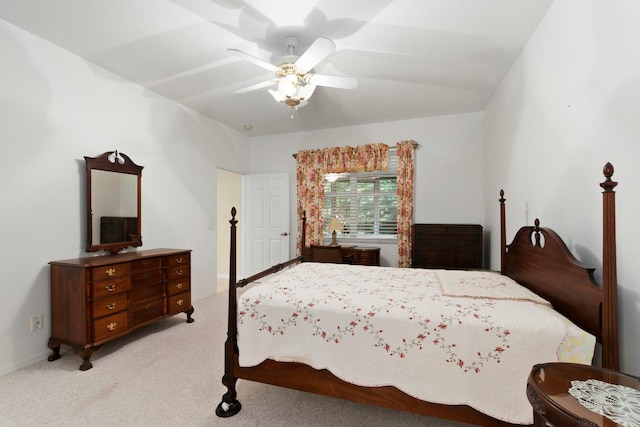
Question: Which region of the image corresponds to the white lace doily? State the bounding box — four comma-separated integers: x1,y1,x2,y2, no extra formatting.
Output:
569,379,640,427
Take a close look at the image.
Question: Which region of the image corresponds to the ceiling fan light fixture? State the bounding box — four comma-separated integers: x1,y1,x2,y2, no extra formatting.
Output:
278,73,298,97
297,81,316,99
269,71,316,108
230,35,356,112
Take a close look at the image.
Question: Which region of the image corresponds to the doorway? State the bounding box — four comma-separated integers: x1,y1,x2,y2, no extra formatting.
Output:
216,169,243,292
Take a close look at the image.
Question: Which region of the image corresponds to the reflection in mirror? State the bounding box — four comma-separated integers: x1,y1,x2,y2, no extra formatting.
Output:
85,151,143,254
91,170,138,245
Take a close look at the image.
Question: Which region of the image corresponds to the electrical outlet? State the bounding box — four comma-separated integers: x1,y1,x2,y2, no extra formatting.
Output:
30,315,43,331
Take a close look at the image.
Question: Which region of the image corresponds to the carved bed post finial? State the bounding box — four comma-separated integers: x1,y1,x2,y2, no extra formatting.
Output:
600,162,619,370
600,162,617,192
499,190,506,274
533,219,542,247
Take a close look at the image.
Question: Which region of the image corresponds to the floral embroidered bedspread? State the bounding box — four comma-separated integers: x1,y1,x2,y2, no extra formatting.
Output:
237,263,595,424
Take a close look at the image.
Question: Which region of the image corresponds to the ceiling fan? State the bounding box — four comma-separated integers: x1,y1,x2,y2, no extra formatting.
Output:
228,36,358,110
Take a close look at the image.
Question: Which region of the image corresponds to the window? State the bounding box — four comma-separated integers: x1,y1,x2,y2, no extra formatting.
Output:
323,149,397,240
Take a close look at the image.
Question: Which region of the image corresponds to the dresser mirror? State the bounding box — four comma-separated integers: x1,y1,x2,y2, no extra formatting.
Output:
85,151,143,254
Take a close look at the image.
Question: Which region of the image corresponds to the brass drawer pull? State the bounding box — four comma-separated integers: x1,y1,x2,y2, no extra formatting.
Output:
177,299,184,306
145,304,152,310
106,303,116,310
176,283,183,290
107,322,117,331
106,268,116,277
175,257,183,263
106,283,116,292
175,269,183,276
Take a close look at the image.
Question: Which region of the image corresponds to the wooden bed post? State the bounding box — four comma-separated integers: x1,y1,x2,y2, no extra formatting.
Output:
600,162,619,371
301,210,307,257
215,207,242,417
499,190,506,275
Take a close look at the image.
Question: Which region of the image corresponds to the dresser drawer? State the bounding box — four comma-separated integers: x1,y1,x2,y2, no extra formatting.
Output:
352,248,381,266
167,292,191,316
92,311,128,344
446,225,481,236
167,265,189,281
417,251,478,268
91,293,127,319
131,269,163,287
91,263,131,281
416,226,448,235
130,282,164,302
414,225,482,238
131,298,164,326
131,257,162,274
167,278,190,296
415,239,477,252
167,253,190,267
91,276,131,299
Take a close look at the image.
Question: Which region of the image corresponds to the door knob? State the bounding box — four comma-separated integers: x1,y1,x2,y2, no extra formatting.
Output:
280,232,289,236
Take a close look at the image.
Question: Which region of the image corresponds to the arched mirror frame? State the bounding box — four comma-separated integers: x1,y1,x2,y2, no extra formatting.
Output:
85,151,143,254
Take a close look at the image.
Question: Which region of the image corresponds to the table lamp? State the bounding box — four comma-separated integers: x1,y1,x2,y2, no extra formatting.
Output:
328,218,342,246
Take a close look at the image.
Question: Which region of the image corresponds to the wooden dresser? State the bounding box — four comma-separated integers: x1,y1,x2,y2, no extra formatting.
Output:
412,224,483,269
48,248,193,370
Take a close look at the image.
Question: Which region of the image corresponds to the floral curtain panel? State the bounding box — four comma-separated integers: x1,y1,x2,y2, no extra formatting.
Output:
396,140,416,268
295,149,325,251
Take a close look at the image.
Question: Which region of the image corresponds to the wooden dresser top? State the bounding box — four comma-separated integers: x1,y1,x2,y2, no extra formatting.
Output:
50,248,191,267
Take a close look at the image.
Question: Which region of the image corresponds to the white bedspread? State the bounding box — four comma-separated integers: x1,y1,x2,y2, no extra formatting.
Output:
237,263,595,424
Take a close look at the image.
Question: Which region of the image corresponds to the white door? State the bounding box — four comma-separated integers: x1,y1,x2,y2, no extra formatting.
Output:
244,173,290,276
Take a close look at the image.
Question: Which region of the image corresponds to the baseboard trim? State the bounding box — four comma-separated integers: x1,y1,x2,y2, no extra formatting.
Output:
0,349,51,377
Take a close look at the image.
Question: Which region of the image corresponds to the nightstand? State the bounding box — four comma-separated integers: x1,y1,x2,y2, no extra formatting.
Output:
527,362,640,427
342,246,380,266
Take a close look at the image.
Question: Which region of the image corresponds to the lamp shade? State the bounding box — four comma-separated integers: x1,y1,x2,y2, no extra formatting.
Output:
328,218,342,232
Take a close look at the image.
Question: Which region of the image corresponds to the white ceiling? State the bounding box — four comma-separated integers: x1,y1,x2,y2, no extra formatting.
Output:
0,0,553,137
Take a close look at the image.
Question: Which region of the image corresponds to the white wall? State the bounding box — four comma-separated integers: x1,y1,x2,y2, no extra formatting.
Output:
484,0,640,373
0,20,251,375
249,112,485,267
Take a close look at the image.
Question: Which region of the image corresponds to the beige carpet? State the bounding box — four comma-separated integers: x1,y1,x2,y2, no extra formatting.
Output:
0,291,476,427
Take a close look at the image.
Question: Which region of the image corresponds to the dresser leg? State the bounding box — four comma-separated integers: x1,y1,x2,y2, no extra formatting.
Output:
47,339,61,362
73,346,99,371
184,305,195,323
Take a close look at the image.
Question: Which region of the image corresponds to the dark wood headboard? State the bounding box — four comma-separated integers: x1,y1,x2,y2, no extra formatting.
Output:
498,162,618,370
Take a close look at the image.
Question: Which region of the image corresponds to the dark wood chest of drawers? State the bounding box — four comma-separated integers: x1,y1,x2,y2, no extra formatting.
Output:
48,248,193,370
412,224,483,269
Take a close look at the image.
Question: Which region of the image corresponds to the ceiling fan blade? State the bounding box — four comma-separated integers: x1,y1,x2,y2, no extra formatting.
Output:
295,38,335,73
308,74,359,90
235,79,278,93
228,48,280,73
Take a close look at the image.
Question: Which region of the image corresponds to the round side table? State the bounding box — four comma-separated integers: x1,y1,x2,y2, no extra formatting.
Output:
527,362,640,427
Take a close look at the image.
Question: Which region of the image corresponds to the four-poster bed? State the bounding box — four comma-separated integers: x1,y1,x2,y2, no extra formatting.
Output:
216,163,619,426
